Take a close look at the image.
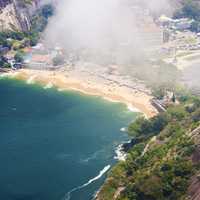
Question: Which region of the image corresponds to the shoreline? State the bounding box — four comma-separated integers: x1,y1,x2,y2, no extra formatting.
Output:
0,68,158,118
1,68,158,200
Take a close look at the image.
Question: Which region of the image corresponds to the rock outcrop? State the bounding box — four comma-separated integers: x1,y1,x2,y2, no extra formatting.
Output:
0,0,40,31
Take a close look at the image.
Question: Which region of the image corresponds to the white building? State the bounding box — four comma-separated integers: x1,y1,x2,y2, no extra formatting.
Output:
158,15,193,31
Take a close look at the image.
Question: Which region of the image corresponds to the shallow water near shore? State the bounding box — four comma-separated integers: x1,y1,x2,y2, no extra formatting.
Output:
0,78,137,200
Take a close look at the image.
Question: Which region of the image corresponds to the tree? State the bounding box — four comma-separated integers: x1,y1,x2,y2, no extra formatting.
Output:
151,114,169,133
192,108,200,122
168,106,187,121
152,87,166,100
30,4,54,33
190,20,200,32
42,4,54,18
174,0,200,20
182,0,200,20
128,117,152,137
3,62,11,68
52,54,65,66
29,33,39,46
172,93,176,103
14,52,24,63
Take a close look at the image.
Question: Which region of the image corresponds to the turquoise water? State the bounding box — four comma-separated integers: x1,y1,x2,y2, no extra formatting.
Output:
0,78,137,200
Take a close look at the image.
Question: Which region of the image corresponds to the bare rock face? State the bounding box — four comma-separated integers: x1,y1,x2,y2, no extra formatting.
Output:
188,175,200,200
0,0,40,31
0,0,12,8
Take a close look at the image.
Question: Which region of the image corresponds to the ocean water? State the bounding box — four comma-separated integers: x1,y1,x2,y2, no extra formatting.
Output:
0,78,138,200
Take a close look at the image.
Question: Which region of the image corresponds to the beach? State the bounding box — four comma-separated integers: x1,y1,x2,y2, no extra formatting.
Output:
1,67,158,118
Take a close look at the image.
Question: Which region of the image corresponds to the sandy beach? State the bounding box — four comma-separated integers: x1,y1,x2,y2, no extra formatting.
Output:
1,68,158,118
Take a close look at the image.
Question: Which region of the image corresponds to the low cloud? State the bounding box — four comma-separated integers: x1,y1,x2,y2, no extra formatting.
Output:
43,0,172,65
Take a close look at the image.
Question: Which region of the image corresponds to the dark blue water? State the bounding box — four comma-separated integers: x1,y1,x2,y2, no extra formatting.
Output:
0,78,137,200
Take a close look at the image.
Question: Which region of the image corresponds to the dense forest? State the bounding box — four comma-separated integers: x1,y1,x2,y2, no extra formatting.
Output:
97,91,200,200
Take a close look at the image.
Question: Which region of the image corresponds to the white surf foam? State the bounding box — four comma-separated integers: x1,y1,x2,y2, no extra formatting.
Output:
0,72,19,78
127,103,139,112
114,140,131,161
44,82,53,89
120,127,126,132
103,97,120,103
80,150,103,163
103,97,140,114
114,144,126,161
58,88,65,92
63,165,111,200
83,165,110,187
26,75,36,84
0,73,9,78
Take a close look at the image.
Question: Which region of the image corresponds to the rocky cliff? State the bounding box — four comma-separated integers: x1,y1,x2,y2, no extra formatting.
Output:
0,0,40,31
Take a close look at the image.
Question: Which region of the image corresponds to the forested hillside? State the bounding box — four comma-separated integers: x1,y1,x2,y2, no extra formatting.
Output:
97,92,200,200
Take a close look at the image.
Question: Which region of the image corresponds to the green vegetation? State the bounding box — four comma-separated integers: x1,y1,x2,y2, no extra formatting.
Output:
0,3,54,68
0,3,54,49
174,0,200,32
53,54,65,66
18,0,34,6
28,3,54,45
0,56,11,68
14,51,24,63
174,0,200,20
97,94,200,200
152,86,166,100
31,4,54,34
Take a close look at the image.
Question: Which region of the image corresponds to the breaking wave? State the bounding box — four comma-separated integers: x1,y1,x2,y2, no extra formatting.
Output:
0,72,19,78
58,88,65,92
26,75,36,84
114,140,131,161
127,103,139,112
120,127,126,132
80,150,104,163
44,82,53,89
63,165,111,200
114,144,126,161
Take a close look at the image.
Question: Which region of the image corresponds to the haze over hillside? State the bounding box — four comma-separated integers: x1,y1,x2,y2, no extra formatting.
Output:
43,0,174,66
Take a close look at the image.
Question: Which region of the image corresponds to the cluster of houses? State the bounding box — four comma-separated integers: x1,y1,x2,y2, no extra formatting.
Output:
164,30,200,52
158,15,194,31
0,45,23,69
0,40,69,70
23,43,65,70
157,15,200,54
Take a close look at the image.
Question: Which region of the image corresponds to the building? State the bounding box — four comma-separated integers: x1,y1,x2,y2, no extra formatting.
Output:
158,15,193,31
174,18,194,30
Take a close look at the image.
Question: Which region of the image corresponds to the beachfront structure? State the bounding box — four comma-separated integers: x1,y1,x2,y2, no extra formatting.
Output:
175,18,193,30
24,54,52,69
158,15,173,26
158,15,193,31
